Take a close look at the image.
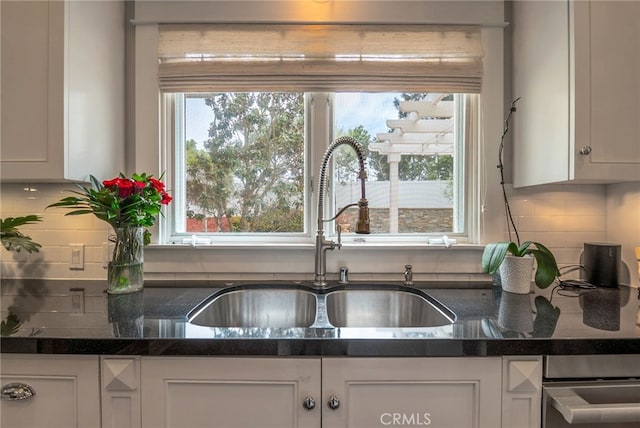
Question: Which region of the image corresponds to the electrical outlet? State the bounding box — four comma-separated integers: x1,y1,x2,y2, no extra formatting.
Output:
70,288,85,314
69,244,85,270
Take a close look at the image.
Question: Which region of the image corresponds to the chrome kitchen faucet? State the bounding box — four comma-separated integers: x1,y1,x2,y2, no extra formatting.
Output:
314,136,370,286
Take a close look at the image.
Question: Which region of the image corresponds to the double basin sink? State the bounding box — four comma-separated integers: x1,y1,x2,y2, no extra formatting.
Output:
187,283,456,329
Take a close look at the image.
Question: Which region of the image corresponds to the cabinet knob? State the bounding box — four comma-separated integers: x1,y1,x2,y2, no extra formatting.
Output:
302,396,316,411
579,146,592,155
327,395,340,410
1,383,36,401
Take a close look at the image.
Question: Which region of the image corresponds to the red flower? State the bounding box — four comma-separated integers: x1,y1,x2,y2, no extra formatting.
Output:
117,179,134,198
149,177,165,192
133,179,146,195
103,178,119,188
160,192,173,205
50,172,171,230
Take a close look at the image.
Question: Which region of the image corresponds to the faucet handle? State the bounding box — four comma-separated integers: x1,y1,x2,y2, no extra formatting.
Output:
338,267,349,284
404,265,414,286
335,222,343,250
355,199,370,234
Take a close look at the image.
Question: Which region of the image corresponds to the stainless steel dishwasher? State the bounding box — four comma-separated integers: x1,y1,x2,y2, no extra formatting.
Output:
543,355,640,427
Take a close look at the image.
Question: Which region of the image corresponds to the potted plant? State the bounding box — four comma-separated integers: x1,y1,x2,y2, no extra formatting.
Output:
47,173,172,294
482,241,560,294
1,215,43,336
1,215,42,254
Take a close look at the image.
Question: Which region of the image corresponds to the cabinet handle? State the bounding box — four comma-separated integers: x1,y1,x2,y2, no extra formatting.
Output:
302,396,316,411
545,384,640,424
579,146,592,155
327,395,340,410
1,383,36,401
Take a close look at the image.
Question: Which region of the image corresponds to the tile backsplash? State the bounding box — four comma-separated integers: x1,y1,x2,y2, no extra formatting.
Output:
3,181,635,283
503,184,607,278
1,183,112,280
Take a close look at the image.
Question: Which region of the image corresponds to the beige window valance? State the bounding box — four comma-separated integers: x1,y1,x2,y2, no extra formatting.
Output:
157,24,483,93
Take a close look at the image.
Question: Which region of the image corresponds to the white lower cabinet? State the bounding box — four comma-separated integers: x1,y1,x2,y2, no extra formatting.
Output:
140,357,322,428
0,354,101,428
322,357,502,428
0,355,541,427
138,356,542,428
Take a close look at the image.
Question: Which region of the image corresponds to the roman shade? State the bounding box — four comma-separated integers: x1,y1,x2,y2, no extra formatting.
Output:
157,24,484,93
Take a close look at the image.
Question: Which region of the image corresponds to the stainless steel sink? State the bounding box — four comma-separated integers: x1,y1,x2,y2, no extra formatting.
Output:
188,286,317,328
187,283,455,329
325,288,455,328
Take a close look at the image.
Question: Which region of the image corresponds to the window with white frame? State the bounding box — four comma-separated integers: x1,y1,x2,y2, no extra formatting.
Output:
159,24,483,244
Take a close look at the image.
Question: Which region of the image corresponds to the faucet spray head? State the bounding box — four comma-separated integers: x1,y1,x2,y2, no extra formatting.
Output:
356,199,370,234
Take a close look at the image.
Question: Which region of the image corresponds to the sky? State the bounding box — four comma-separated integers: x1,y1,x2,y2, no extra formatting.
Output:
185,93,400,145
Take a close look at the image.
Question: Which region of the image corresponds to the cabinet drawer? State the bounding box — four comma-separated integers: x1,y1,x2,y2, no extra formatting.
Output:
1,354,100,428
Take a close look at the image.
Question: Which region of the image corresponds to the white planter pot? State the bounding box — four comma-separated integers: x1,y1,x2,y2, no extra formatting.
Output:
498,255,534,294
498,290,534,332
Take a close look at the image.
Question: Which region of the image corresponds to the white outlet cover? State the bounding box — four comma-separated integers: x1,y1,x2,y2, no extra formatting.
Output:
69,244,85,269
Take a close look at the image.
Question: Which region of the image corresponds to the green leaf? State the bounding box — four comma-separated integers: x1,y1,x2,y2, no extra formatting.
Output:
0,215,42,253
530,249,558,288
0,215,41,230
481,242,509,274
64,210,96,216
46,196,85,209
1,313,22,336
516,241,534,257
89,175,103,190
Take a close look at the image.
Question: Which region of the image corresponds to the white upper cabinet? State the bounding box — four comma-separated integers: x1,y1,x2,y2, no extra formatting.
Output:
1,0,125,182
512,0,640,187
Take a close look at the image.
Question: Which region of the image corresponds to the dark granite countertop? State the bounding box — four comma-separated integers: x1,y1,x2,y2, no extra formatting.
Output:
1,280,639,357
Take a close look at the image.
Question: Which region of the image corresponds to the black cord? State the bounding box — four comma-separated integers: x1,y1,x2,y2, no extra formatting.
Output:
558,264,585,275
548,278,597,302
498,97,521,245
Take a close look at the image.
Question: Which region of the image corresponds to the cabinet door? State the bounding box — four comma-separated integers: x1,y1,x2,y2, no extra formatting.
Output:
512,0,571,187
512,0,640,187
0,0,125,182
141,357,321,428
322,357,502,428
0,0,65,180
573,0,640,180
0,354,100,428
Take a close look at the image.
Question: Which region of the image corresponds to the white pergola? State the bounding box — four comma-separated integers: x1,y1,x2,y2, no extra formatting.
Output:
369,94,455,233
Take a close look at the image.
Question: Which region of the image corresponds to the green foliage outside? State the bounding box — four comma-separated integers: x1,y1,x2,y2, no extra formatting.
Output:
186,93,305,232
185,92,455,233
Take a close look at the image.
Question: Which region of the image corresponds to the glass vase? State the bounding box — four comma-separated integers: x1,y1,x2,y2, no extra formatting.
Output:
108,291,144,337
108,227,144,294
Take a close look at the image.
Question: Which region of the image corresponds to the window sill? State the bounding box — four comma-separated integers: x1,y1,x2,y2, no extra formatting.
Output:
147,242,484,251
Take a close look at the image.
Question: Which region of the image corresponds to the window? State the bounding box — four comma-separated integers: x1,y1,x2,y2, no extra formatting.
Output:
159,24,483,244
332,92,465,235
169,90,471,243
175,92,306,235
